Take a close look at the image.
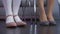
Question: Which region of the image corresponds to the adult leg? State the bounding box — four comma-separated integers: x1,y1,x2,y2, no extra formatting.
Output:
2,0,16,27
47,0,56,25
37,0,48,22
37,0,49,25
47,0,54,21
13,0,26,26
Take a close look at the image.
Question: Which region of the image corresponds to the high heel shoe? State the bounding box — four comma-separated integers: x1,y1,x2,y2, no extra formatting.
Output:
40,21,49,26
49,21,56,26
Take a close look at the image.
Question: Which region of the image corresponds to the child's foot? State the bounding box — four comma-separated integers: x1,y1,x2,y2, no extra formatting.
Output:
6,15,17,27
14,15,26,26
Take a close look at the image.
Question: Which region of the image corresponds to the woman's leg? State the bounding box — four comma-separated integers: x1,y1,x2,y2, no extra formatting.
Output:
2,0,16,27
37,0,48,22
13,0,26,26
47,0,56,25
47,0,55,21
37,0,49,25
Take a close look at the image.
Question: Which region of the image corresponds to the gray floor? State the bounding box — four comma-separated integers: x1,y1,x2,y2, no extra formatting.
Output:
0,19,60,34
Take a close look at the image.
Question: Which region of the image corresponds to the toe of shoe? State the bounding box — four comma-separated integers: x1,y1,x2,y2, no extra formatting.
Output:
40,21,49,26
49,21,56,26
6,22,17,28
16,22,27,26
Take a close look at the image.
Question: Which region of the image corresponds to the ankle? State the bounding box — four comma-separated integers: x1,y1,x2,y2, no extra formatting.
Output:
47,15,54,21
13,15,22,22
39,15,48,22
13,15,19,17
40,18,48,22
39,16,48,22
6,15,15,23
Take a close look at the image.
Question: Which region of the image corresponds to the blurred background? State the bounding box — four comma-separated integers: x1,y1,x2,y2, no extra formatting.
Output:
0,0,60,34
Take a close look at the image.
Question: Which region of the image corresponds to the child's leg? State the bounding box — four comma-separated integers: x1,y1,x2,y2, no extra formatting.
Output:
47,0,54,21
37,0,48,22
13,0,22,22
2,0,16,27
2,0,12,16
13,0,26,26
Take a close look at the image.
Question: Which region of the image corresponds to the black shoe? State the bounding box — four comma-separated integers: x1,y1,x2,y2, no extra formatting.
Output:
49,21,56,26
40,21,49,26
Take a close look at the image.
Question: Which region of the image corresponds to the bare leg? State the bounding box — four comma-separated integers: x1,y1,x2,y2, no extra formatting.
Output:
2,0,16,27
13,0,26,26
46,0,56,25
47,0,54,21
37,0,48,22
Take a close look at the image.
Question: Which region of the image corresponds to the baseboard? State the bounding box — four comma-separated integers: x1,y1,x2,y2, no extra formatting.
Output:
0,16,59,20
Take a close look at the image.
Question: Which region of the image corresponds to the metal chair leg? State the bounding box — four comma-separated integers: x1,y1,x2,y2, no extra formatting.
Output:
59,5,60,16
34,0,37,34
22,0,27,21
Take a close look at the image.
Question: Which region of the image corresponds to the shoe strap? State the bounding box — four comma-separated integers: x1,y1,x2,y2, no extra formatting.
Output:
6,15,13,17
13,15,18,17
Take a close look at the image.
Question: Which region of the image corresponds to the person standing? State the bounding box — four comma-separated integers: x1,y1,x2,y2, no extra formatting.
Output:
2,0,26,27
37,0,56,25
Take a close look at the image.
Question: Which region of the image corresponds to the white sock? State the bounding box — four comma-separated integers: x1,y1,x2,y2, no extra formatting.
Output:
2,0,15,23
6,16,15,23
13,0,22,22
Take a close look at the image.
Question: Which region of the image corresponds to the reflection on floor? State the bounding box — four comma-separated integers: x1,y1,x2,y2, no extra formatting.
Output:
0,19,60,34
